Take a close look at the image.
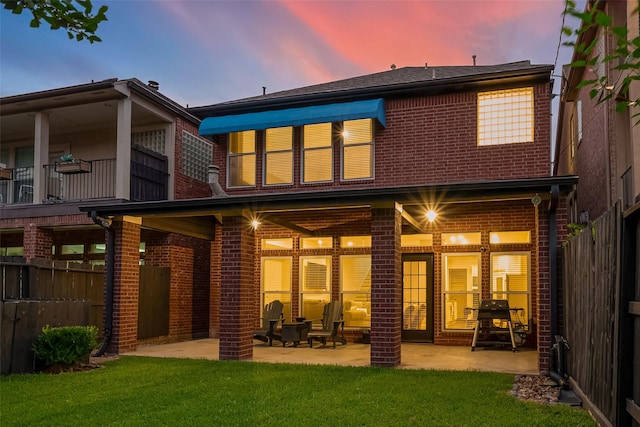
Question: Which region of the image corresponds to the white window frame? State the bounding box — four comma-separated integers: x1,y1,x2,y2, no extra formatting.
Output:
442,252,481,331
263,127,293,186
340,118,374,181
489,252,531,329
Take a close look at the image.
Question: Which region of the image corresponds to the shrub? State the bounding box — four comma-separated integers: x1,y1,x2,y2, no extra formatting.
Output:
33,325,98,367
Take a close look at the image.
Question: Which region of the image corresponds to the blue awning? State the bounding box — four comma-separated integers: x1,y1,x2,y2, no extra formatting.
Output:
199,98,386,136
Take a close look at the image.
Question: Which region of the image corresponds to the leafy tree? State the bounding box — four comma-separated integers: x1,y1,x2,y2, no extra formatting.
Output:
1,0,108,43
562,0,640,121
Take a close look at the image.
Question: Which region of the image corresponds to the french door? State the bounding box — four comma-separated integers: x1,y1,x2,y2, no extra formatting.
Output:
402,254,434,342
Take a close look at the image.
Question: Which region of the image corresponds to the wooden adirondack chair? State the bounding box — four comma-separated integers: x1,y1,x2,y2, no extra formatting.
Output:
253,300,284,346
307,301,347,348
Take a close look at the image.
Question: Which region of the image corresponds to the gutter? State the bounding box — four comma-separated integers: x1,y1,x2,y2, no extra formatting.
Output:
79,176,579,218
90,211,114,357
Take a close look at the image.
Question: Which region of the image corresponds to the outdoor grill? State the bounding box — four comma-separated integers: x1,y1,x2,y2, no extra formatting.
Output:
470,299,518,352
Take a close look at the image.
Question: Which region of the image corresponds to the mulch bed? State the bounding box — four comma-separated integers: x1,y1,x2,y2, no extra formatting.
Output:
512,375,560,404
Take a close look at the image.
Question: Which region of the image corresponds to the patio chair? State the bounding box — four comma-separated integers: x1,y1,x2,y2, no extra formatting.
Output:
307,301,347,348
253,300,284,346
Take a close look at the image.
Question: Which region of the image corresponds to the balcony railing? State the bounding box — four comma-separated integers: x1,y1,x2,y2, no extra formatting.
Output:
0,159,116,205
0,166,34,205
44,159,116,202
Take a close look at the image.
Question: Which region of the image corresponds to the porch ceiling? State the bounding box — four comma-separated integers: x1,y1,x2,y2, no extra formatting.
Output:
80,176,578,240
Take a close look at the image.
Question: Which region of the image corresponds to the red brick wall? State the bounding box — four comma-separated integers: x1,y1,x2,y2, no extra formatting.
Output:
241,200,545,352
219,216,256,360
1,214,97,261
212,82,551,196
110,219,141,353
210,223,222,337
370,206,402,367
142,231,210,342
174,117,212,200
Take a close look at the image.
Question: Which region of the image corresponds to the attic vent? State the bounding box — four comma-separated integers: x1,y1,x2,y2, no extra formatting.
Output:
148,80,159,90
390,64,396,70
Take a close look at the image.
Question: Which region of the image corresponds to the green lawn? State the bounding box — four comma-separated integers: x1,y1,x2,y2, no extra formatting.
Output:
1,357,595,426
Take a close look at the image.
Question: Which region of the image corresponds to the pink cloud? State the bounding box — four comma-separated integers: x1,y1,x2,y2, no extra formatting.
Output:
279,0,565,70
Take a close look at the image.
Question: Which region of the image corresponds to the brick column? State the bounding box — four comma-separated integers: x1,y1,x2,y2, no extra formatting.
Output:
109,217,141,353
210,222,222,338
370,204,402,367
167,234,194,340
22,224,53,261
219,215,255,360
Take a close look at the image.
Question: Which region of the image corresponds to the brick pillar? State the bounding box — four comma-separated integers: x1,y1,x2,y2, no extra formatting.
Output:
537,203,551,373
109,217,141,353
168,234,193,340
219,215,255,360
370,204,402,367
210,222,222,338
22,224,53,261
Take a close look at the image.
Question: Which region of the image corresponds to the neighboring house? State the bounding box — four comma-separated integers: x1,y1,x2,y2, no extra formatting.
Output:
0,79,214,340
554,1,640,423
555,0,638,220
82,61,576,371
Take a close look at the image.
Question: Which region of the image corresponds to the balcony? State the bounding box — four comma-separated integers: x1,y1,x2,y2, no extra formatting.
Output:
0,159,116,205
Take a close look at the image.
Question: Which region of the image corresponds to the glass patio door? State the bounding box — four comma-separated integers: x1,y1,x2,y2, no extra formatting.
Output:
402,254,434,342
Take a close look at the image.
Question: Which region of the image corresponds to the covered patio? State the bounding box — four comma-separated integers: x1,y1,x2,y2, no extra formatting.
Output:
123,339,538,375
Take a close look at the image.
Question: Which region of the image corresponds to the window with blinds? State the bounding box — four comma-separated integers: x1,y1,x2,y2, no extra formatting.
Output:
261,257,292,321
341,119,373,180
302,123,333,183
228,130,256,187
341,255,372,327
490,252,530,328
264,127,293,185
442,253,481,330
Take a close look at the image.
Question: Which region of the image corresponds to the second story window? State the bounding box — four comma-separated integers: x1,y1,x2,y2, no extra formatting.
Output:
228,130,256,187
302,122,332,183
341,119,373,180
264,127,293,185
477,87,533,146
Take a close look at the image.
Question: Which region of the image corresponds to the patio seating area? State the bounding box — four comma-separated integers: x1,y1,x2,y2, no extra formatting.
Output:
123,338,539,375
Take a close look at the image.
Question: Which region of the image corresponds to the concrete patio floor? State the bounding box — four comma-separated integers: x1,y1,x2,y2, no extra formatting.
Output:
122,338,539,375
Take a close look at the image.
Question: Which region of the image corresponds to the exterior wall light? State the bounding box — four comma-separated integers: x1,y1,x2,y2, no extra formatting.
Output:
251,219,260,229
425,210,437,222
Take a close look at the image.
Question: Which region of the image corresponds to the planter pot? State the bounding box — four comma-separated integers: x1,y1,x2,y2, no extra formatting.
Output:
55,160,90,174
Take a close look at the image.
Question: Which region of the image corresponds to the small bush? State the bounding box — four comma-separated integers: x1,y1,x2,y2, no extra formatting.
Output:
33,325,98,367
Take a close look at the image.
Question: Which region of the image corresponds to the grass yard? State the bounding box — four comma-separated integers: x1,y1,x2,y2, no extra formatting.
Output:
1,356,595,426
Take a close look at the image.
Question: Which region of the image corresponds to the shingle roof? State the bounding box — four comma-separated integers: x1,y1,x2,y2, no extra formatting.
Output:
189,61,553,116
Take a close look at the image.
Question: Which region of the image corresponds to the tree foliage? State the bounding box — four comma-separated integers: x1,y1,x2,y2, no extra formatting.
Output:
563,0,640,122
1,0,108,43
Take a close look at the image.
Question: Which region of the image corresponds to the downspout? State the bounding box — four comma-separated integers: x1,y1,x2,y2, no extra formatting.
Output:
91,210,114,357
549,184,559,339
548,184,566,386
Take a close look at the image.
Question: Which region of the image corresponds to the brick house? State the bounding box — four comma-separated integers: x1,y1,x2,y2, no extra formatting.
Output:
0,79,215,342
555,0,638,220
81,61,576,371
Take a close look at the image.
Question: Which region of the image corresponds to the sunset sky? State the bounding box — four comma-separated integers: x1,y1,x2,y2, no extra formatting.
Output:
1,0,579,109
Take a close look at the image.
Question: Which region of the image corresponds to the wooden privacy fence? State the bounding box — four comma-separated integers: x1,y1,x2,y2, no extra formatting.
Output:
1,300,90,374
1,257,105,333
563,201,640,427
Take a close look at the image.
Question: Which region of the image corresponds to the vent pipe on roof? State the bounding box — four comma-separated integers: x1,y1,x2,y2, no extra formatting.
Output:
208,165,228,198
148,80,159,90
473,55,477,66
262,86,266,95
424,62,428,69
